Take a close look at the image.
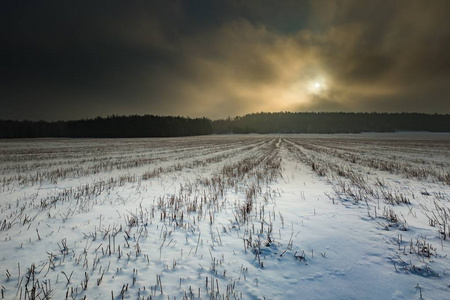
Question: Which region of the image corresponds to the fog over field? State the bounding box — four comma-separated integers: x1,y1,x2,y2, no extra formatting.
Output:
1,133,449,299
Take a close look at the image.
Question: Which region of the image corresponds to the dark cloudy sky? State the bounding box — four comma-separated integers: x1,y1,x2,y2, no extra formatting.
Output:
1,0,450,121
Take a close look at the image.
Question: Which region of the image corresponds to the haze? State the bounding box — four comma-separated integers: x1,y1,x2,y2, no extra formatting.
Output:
1,0,450,121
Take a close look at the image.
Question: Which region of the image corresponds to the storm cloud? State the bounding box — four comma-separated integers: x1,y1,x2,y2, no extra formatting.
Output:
1,0,449,120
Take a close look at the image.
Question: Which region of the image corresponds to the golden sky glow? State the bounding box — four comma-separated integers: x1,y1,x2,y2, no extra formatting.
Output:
1,0,450,120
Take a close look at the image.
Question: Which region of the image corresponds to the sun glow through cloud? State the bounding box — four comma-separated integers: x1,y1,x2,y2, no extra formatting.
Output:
2,0,450,121
307,78,327,95
274,72,330,112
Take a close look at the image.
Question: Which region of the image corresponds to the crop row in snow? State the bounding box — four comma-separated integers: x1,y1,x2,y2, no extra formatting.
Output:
0,133,449,299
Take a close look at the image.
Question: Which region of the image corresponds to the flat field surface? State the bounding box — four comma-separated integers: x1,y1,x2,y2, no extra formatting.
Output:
1,133,450,299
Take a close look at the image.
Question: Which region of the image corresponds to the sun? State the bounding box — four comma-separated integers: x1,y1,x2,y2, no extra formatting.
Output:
308,79,327,95
280,75,329,109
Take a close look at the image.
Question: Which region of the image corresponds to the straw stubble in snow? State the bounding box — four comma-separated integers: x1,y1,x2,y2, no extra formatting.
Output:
0,133,449,299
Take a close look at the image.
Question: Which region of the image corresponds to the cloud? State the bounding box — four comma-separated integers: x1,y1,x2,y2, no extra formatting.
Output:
161,19,320,117
299,0,450,113
1,0,449,120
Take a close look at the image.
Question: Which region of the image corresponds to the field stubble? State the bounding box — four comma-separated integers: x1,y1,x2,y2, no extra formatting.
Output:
0,133,449,299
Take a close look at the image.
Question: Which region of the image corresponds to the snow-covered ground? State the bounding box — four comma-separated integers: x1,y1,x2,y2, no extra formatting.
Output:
0,133,449,299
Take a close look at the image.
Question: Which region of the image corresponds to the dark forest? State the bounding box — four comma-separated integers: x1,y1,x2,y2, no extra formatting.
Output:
0,112,449,138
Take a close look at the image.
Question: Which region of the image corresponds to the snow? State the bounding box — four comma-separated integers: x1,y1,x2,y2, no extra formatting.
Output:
0,133,450,299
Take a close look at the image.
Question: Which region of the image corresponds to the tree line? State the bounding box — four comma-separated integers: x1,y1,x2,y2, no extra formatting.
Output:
212,112,450,134
0,112,449,138
0,115,212,138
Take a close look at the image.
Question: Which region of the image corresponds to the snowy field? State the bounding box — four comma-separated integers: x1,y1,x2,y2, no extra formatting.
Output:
1,133,450,300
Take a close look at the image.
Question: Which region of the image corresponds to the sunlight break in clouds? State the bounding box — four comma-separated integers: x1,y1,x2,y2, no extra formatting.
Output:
164,20,333,117
1,0,450,120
